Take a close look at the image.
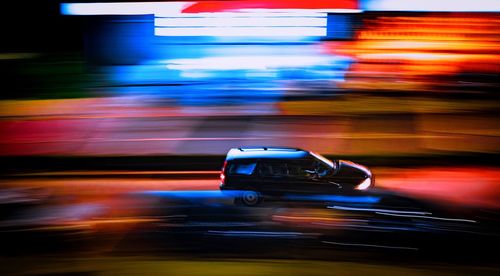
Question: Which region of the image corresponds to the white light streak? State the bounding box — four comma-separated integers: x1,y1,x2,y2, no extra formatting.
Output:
328,206,432,215
375,212,477,223
155,26,326,37
363,0,500,12
165,55,332,70
154,17,326,27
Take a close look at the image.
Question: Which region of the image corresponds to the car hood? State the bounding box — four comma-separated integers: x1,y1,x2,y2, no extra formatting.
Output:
337,160,372,178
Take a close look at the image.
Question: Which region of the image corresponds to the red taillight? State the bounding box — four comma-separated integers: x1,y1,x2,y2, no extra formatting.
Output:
220,161,227,184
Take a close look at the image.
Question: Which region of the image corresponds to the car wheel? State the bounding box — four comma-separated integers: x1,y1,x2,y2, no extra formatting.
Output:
241,190,260,206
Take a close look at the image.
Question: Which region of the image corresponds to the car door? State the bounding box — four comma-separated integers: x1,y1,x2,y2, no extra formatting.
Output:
225,160,258,190
257,161,292,196
286,160,335,195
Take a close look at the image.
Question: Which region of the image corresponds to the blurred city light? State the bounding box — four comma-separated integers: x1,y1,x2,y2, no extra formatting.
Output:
61,2,190,15
330,14,500,92
1,1,500,275
155,26,327,36
362,0,500,12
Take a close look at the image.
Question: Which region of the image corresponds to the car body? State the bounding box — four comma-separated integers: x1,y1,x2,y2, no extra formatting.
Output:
219,147,374,205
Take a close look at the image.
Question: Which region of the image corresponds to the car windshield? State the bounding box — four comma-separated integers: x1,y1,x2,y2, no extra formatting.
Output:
309,151,336,173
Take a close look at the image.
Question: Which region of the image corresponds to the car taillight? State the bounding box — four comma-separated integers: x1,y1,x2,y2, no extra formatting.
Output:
220,161,227,184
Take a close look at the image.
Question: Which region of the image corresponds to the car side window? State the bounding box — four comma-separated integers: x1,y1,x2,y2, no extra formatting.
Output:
259,162,288,177
287,163,310,177
288,162,318,178
228,163,257,175
286,163,301,176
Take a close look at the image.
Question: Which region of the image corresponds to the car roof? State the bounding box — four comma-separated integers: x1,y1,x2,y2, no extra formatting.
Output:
226,147,311,161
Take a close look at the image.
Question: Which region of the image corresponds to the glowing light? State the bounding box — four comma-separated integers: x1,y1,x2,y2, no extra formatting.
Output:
286,195,380,203
340,160,371,175
362,0,500,12
61,2,361,16
207,230,303,238
375,212,477,223
160,10,329,17
355,178,371,190
328,206,432,215
164,55,333,70
310,151,334,168
154,17,327,27
154,26,326,36
322,241,418,251
319,9,362,14
358,52,467,62
61,2,192,16
143,190,240,198
332,13,500,92
220,161,226,184
182,0,359,13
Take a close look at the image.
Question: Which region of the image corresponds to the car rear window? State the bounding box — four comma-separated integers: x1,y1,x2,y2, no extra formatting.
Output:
228,163,257,175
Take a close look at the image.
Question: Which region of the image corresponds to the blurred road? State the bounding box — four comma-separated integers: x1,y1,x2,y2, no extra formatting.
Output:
1,183,499,276
3,167,499,208
1,166,499,264
2,256,498,276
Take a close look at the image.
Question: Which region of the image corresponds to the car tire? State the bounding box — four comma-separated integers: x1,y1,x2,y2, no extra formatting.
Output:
240,190,261,206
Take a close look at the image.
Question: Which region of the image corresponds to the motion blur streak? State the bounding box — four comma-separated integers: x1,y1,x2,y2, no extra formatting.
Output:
286,194,380,203
207,230,304,238
322,241,418,251
377,168,500,208
362,0,500,12
155,26,327,36
327,206,432,215
2,0,500,275
61,2,192,16
154,17,327,27
165,55,338,70
331,14,500,92
374,212,477,223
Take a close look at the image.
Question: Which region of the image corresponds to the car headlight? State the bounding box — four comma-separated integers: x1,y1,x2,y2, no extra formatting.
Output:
355,178,371,190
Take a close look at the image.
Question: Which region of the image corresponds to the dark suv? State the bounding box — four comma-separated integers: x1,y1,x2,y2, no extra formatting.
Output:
219,147,373,205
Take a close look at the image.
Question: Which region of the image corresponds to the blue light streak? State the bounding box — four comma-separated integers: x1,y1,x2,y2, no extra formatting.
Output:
164,55,336,70
141,190,240,199
286,194,381,204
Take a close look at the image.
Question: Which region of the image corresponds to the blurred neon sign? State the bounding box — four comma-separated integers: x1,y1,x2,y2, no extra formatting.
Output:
61,1,360,16
362,0,500,12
